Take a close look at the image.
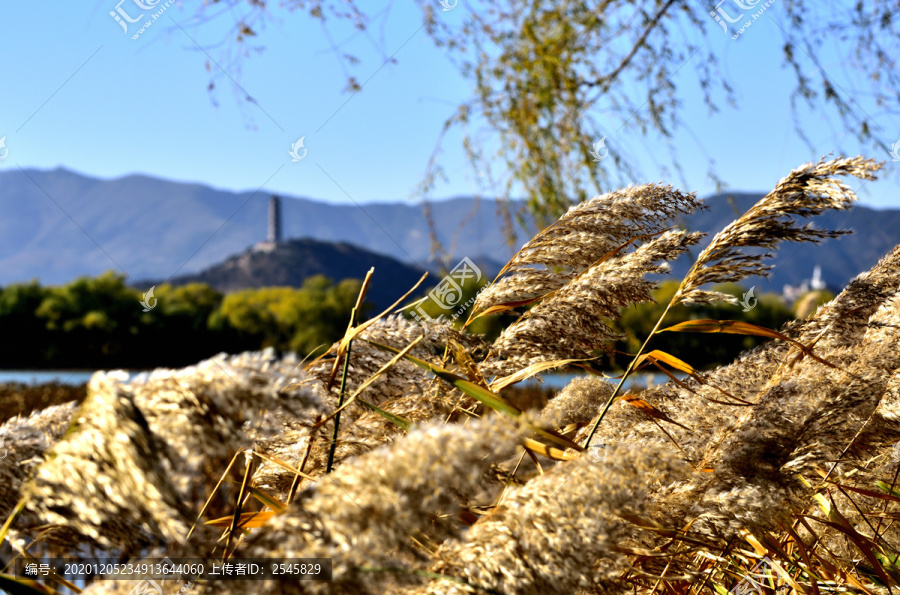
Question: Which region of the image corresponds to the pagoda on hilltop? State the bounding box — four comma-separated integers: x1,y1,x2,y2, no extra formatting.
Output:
255,195,282,252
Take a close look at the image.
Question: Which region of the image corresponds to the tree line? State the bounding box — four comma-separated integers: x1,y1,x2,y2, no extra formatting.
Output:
0,271,829,371
0,272,362,369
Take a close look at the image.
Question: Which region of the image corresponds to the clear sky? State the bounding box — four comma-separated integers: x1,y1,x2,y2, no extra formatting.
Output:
0,2,897,208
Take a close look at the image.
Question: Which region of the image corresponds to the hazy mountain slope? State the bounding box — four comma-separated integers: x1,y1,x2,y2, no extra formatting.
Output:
0,168,525,286
1,168,897,294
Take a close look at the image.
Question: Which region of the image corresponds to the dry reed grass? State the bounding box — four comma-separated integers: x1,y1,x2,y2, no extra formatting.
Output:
4,156,899,595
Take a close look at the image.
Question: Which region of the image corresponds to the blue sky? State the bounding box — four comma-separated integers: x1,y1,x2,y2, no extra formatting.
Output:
0,1,897,208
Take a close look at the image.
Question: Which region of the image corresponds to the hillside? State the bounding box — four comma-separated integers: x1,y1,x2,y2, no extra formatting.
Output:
153,238,429,311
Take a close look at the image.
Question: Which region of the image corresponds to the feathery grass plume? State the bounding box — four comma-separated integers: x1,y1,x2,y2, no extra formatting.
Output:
869,367,900,439
202,415,524,595
420,444,689,595
0,401,77,522
482,229,702,376
19,371,191,552
0,381,85,424
307,315,486,411
127,349,326,510
546,244,900,587
581,157,882,450
6,350,319,554
674,156,880,306
471,183,703,314
573,245,900,472
538,376,615,428
266,315,488,484
795,243,900,352
664,288,900,542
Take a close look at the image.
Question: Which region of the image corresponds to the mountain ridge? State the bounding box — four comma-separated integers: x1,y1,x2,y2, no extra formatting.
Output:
2,167,897,295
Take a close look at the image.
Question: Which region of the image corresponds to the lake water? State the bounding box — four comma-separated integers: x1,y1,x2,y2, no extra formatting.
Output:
0,370,675,389
522,372,673,390
0,370,138,385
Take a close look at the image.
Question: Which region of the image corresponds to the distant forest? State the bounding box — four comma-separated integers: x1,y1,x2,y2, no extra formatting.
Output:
0,272,830,371
1,272,363,369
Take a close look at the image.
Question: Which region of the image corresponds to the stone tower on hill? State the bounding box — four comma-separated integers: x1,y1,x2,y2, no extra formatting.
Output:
268,195,282,243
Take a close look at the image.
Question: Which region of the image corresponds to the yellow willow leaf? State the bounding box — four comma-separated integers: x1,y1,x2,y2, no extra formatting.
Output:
249,486,287,513
635,350,696,375
806,516,895,588
876,480,900,499
252,451,318,483
466,296,544,324
205,510,276,529
523,437,578,461
490,358,587,392
619,395,691,431
829,482,900,503
364,338,521,417
364,339,583,453
448,338,488,385
659,319,837,368
358,398,411,431
642,356,753,406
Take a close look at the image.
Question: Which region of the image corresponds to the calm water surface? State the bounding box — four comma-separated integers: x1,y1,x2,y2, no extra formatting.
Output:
0,370,140,385
0,370,675,389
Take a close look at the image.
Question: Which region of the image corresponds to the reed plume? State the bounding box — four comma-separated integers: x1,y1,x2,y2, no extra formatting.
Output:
203,415,524,594
472,183,703,315
482,229,702,376
674,156,880,306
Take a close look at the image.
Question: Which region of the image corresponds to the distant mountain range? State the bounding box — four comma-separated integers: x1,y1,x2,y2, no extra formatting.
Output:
0,167,514,287
2,167,898,296
673,192,900,293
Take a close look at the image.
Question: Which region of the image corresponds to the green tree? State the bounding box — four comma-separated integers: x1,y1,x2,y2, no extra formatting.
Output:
141,283,228,366
288,277,363,357
215,276,363,358
615,281,793,370
0,281,49,367
34,272,143,366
